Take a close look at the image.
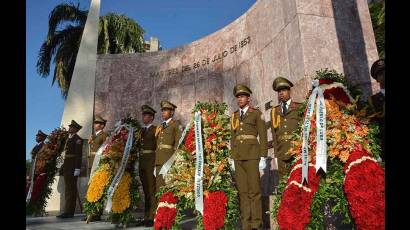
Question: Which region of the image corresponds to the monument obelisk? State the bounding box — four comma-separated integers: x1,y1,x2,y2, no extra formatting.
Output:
46,0,100,214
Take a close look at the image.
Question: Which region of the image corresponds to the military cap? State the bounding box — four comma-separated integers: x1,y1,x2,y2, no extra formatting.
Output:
36,130,48,138
233,84,252,97
94,115,107,124
68,120,82,131
272,76,294,91
141,104,156,115
370,59,385,79
160,101,177,110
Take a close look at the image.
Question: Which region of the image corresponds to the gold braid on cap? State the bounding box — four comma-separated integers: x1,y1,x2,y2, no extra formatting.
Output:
271,107,281,129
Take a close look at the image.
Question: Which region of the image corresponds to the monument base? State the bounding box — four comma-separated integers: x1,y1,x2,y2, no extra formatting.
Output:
45,176,89,215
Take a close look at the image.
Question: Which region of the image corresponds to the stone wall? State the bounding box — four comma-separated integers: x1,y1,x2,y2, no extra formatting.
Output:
95,0,378,134
92,0,377,226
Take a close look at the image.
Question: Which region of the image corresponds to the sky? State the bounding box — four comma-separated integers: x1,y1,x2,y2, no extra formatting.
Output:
26,0,256,160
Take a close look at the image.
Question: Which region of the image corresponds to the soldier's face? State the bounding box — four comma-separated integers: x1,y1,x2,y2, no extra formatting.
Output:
161,109,173,120
142,113,154,125
93,122,105,131
35,135,45,143
68,126,77,134
236,94,250,108
278,88,291,102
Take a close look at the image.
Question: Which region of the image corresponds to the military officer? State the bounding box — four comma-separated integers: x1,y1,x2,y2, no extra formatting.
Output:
30,130,48,160
81,115,108,222
136,105,157,227
230,84,268,230
28,130,48,180
57,120,83,219
368,59,385,160
271,77,302,183
87,115,109,175
154,101,181,195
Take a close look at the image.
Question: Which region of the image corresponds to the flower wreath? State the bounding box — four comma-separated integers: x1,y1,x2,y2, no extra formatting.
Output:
84,115,141,227
153,102,239,230
273,69,384,230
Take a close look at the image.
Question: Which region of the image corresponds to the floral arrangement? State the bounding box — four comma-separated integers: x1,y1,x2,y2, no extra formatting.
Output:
154,192,178,230
26,127,68,216
84,115,140,227
272,69,384,230
154,102,239,230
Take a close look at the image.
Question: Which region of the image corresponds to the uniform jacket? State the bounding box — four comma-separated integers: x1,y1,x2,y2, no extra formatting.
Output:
230,107,268,160
271,101,302,160
155,120,181,165
62,134,83,175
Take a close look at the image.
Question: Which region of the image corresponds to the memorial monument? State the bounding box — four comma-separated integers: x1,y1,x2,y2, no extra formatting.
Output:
47,1,379,225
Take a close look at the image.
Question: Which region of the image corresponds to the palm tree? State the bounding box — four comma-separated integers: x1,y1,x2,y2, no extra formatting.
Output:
37,2,145,98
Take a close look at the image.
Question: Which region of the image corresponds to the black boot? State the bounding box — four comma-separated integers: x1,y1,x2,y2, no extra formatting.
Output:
144,220,154,227
56,213,74,218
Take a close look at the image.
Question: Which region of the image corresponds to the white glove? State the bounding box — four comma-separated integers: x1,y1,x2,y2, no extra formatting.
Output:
228,158,235,171
259,157,266,171
153,167,156,177
74,168,80,177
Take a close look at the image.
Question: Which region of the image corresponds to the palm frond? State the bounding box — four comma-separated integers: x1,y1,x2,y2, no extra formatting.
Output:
37,25,83,77
47,2,87,39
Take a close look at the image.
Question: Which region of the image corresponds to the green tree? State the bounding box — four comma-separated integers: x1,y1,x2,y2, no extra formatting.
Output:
37,2,145,98
369,0,385,58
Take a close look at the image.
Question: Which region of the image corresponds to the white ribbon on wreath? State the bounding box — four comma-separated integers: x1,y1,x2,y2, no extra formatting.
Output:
301,79,327,184
104,123,134,212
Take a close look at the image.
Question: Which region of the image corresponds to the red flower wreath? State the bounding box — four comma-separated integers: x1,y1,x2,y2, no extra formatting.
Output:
203,191,228,230
154,192,178,230
184,127,196,153
277,159,321,230
343,146,385,230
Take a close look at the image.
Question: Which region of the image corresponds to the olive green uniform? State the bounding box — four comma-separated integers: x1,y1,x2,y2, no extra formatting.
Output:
88,131,108,174
155,119,181,193
62,133,83,215
271,101,302,181
231,106,268,230
138,125,157,221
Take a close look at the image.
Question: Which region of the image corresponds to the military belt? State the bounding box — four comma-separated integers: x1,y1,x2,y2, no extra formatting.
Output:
278,134,293,141
235,134,257,141
158,144,174,150
65,154,77,158
140,149,155,154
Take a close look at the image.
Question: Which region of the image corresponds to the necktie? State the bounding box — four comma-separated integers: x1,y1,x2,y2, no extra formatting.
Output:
240,110,244,120
282,102,287,115
143,127,147,133
162,122,167,128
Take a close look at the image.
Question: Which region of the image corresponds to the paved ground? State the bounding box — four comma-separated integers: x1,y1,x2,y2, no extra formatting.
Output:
26,214,197,230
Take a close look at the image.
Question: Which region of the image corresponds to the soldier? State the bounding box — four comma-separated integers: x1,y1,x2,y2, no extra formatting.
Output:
368,59,385,160
28,130,48,180
57,120,83,219
136,105,157,227
230,84,268,230
87,115,109,175
271,77,302,183
82,115,108,222
154,101,181,195
30,130,48,160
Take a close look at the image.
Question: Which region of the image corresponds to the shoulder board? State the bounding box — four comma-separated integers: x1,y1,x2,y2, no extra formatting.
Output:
274,104,280,108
